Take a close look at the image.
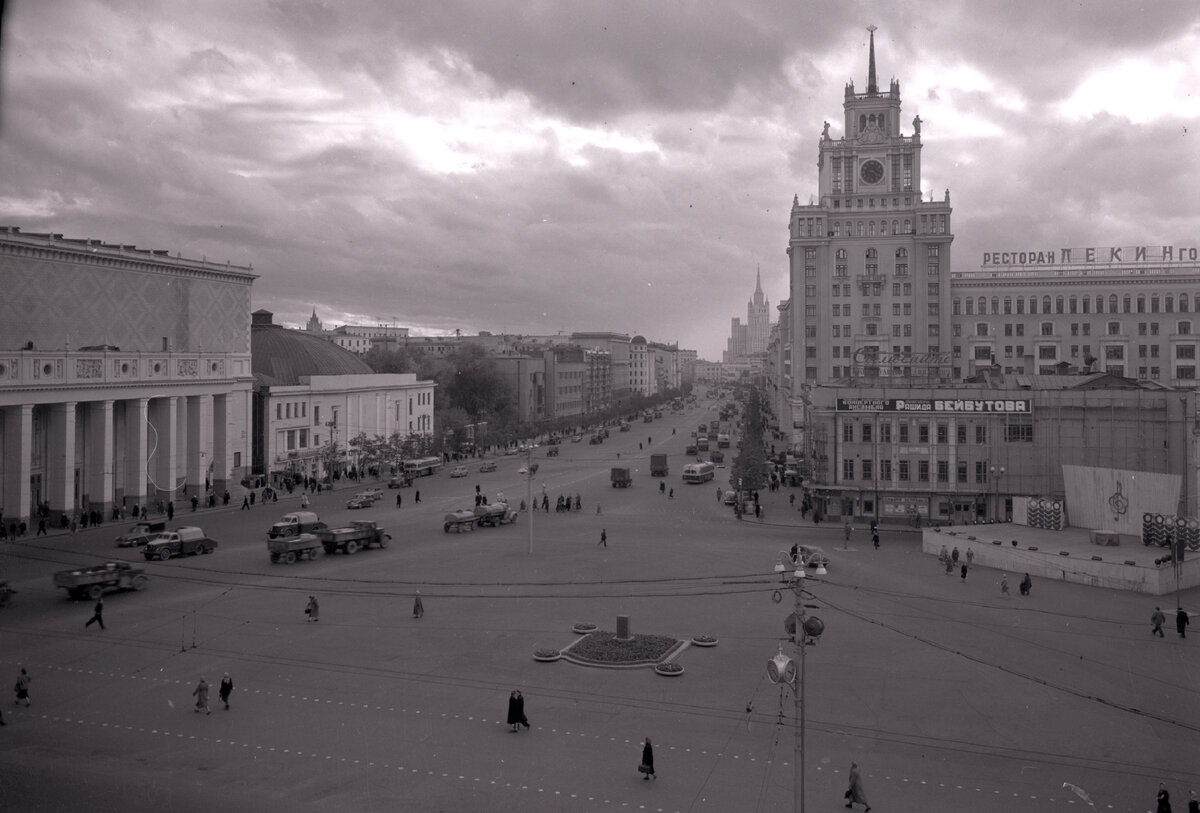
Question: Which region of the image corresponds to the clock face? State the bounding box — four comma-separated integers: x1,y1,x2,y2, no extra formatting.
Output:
860,159,884,185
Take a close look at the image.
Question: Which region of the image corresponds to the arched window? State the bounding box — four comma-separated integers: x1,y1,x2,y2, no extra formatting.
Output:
965,298,974,315
1166,295,1174,313
1181,294,1190,313
977,297,987,315
833,222,841,237
866,248,877,259
1096,295,1104,313
1016,297,1025,315
859,114,867,133
1068,296,1077,314
903,219,911,233
896,248,907,259
1030,297,1038,314
1042,296,1052,314
1081,297,1090,314
836,248,847,260
1137,295,1146,313
880,220,888,235
1151,295,1159,313
1109,294,1118,313
868,221,876,236
1055,296,1064,314
953,298,961,315
992,297,1000,314
1123,295,1132,313
892,220,899,234
857,221,865,237
1004,297,1012,314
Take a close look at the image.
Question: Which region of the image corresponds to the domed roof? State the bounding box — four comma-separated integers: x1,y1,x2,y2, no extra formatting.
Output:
251,311,372,387
631,335,647,345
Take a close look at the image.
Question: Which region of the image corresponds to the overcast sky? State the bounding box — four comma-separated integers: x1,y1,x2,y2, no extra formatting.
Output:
2,1,1198,359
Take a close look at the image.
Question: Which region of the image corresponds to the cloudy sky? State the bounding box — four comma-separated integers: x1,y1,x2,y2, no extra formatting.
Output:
2,1,1198,359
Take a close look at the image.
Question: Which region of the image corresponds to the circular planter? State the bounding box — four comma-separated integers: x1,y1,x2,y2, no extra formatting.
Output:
571,623,597,635
533,649,562,662
655,663,684,676
691,636,718,647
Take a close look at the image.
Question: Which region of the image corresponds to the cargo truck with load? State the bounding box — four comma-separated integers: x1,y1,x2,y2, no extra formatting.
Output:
267,533,323,564
610,466,633,488
474,502,518,527
315,521,391,554
443,510,477,533
54,562,148,600
650,453,669,477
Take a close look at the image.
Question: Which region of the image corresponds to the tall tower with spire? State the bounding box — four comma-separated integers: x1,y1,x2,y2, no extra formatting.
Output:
783,25,953,385
306,307,324,333
747,269,771,355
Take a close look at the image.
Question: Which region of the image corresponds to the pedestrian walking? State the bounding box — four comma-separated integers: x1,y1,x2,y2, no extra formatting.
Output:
507,691,521,731
413,591,424,619
1000,573,1010,597
951,546,960,564
241,495,250,510
872,530,880,550
717,487,722,502
789,493,796,507
300,493,309,508
167,501,174,520
305,595,320,623
844,762,870,810
843,522,852,542
85,597,105,630
14,668,31,707
1178,607,1190,638
515,690,530,730
960,563,968,582
1152,606,1167,637
599,529,607,547
1019,573,1032,596
1158,783,1172,813
790,543,799,564
36,518,46,536
218,673,233,710
660,481,666,494
415,491,421,503
192,677,211,714
396,492,402,508
669,488,675,499
966,547,974,566
638,738,656,780
1187,789,1197,813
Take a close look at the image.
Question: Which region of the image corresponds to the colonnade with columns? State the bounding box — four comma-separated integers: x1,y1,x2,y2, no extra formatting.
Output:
0,390,246,526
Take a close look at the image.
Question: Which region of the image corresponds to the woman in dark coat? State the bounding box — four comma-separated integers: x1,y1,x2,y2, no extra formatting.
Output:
507,692,520,731
639,738,656,779
1158,783,1172,813
515,691,529,730
845,761,870,810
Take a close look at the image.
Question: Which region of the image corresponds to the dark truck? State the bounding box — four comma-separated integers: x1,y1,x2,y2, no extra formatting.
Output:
54,562,148,600
143,527,218,561
315,521,391,555
650,453,669,477
267,511,327,539
610,466,633,488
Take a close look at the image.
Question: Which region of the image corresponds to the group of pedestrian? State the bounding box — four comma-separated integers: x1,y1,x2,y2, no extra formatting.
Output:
191,673,234,714
1155,782,1200,813
506,691,530,731
1151,606,1190,638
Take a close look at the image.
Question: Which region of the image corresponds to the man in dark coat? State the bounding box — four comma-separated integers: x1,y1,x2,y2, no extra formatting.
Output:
507,691,520,731
1177,608,1190,638
515,691,529,730
639,738,656,779
85,598,105,630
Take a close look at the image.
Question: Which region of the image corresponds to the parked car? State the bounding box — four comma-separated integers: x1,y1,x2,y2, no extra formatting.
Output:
450,465,469,478
346,496,375,509
115,520,167,547
358,487,384,501
479,461,498,473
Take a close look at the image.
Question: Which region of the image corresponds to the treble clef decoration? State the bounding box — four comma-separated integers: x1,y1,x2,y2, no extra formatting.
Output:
1108,481,1129,522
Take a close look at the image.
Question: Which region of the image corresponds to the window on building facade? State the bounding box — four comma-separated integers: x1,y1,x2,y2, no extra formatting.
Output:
899,423,909,443
1179,366,1197,380
936,422,948,444
929,324,939,336
1039,345,1056,359
918,422,930,443
1180,321,1192,335
918,460,930,482
1123,295,1132,313
1016,297,1025,315
976,323,989,337
976,461,988,483
898,460,910,480
937,460,949,483
1182,294,1191,312
1041,322,1054,336
881,459,892,480
1105,345,1124,360
843,459,855,480
957,461,968,483
1177,345,1197,360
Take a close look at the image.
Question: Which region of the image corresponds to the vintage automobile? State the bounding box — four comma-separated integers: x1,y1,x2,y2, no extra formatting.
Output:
358,487,384,501
387,475,413,488
479,461,498,473
546,447,559,457
346,496,375,509
450,465,469,478
570,434,584,443
115,520,167,547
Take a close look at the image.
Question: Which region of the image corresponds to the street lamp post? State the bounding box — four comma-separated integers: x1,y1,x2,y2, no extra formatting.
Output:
990,465,1006,521
770,553,826,813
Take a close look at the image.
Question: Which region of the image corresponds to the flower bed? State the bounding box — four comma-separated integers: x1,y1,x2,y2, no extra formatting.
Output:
571,623,598,635
654,662,684,676
691,635,718,647
564,631,681,666
533,648,562,662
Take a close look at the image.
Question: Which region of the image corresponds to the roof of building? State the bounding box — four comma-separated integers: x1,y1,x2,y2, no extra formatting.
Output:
251,310,372,387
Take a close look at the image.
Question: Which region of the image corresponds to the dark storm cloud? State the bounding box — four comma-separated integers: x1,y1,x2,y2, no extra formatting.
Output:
1,1,1198,357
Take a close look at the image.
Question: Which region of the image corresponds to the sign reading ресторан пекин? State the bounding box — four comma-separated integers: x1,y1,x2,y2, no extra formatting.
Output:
835,398,1032,414
982,245,1199,267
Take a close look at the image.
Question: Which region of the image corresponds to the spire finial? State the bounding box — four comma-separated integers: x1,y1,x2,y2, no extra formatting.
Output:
866,25,878,96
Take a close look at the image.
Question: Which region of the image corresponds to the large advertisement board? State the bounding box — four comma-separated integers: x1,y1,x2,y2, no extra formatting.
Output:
836,398,1031,414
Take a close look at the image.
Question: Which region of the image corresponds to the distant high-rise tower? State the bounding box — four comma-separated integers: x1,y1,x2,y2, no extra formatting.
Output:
723,270,773,363
306,308,323,333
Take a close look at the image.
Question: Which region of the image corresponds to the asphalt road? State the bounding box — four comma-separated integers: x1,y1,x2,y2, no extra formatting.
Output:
1,397,1198,813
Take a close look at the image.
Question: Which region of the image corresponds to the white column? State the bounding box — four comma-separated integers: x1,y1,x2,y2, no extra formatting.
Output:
87,400,114,517
149,397,178,504
186,394,213,501
47,402,77,517
212,394,229,498
124,398,149,510
2,405,34,526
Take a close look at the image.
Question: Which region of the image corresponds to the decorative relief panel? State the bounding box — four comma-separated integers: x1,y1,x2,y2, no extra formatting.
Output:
177,358,198,377
0,358,15,378
76,358,103,379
